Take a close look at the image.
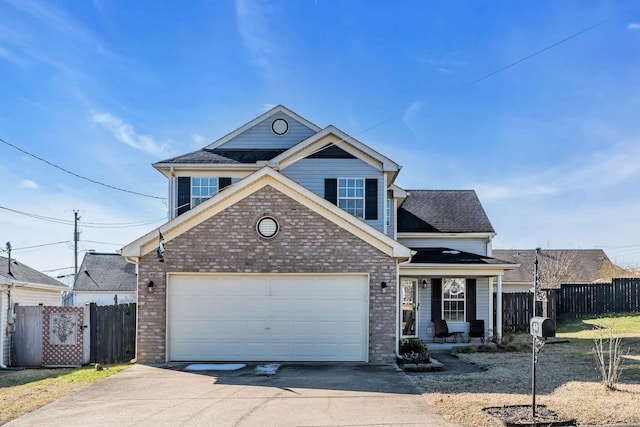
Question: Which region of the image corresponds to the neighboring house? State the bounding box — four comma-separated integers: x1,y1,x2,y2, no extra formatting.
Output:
0,255,68,367
122,105,517,364
71,252,137,306
493,249,612,293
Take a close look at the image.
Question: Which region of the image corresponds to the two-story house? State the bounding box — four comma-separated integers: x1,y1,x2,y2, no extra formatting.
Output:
122,105,516,364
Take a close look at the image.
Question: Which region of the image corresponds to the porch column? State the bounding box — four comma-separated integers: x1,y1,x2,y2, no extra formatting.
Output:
496,275,503,343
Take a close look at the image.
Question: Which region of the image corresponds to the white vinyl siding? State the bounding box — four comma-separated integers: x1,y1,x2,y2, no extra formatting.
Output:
12,288,62,306
218,113,316,150
282,158,384,232
397,238,488,256
73,291,136,307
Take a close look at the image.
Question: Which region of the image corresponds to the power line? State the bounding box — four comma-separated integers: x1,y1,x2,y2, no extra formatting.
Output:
0,136,166,200
351,10,625,138
9,241,69,251
453,13,624,93
0,205,165,228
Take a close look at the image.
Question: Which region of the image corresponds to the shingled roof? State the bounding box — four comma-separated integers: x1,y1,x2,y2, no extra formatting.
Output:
74,252,136,292
397,190,495,233
409,247,514,265
0,256,68,289
493,249,611,285
155,149,288,165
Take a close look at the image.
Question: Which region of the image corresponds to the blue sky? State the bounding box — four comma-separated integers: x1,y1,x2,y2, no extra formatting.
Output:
1,0,639,279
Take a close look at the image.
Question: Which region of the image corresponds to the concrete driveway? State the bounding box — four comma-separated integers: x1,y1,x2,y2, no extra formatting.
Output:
7,363,457,426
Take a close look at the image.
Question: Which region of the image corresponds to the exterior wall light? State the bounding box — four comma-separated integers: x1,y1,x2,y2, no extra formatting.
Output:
147,281,154,293
381,281,387,293
422,279,428,289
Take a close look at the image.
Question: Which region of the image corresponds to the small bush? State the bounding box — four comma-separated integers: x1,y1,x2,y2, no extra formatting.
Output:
399,338,430,363
593,322,626,390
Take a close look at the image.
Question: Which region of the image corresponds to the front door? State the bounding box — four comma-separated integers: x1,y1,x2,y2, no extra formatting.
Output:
401,278,417,337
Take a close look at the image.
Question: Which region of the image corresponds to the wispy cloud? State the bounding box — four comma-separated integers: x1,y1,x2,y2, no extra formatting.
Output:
235,0,277,76
402,101,423,133
190,133,205,149
628,23,640,30
476,135,640,203
20,179,39,189
92,111,170,157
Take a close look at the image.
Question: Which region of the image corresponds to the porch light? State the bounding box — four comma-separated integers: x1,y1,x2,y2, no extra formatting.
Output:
422,279,428,289
380,281,387,293
147,281,154,293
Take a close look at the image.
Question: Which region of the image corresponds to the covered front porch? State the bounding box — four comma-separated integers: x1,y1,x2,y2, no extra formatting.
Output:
398,248,518,345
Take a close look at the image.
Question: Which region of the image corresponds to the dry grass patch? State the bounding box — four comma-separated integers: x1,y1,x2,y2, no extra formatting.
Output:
0,364,130,425
410,314,640,426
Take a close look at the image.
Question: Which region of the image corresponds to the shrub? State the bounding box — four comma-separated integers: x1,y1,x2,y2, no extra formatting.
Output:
399,338,430,363
593,322,626,390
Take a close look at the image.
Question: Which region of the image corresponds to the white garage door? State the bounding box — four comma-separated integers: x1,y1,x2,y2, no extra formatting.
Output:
167,274,369,362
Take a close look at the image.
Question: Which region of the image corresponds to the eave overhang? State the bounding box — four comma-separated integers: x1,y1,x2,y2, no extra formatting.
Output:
400,263,520,277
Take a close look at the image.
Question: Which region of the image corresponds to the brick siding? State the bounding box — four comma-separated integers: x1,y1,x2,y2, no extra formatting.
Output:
137,185,398,363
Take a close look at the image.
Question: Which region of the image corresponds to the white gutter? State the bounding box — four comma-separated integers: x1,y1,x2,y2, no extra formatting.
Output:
0,285,6,368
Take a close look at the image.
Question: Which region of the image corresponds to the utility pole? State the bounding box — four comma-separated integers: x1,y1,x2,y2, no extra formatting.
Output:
74,211,80,283
5,242,11,275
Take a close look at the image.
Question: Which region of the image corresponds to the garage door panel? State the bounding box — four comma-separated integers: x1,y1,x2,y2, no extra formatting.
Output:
168,274,368,361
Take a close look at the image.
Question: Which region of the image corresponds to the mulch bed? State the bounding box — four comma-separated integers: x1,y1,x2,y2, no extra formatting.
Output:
483,405,576,427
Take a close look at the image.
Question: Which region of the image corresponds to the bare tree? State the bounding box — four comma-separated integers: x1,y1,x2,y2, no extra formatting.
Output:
536,249,584,289
598,260,640,281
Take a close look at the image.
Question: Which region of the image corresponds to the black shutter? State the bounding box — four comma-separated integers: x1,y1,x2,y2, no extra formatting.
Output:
219,177,232,190
365,178,378,220
466,278,477,322
431,278,442,322
324,178,337,204
177,177,191,216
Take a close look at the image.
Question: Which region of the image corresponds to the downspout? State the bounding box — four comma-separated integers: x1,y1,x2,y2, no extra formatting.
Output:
168,166,175,220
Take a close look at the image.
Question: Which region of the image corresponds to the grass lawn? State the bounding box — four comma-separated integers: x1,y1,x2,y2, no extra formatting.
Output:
409,313,640,426
0,364,130,425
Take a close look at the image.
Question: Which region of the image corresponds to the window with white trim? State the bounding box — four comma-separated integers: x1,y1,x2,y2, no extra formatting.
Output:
442,278,465,322
191,177,218,208
338,178,364,219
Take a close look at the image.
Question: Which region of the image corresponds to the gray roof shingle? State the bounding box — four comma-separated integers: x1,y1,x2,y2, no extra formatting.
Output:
155,149,288,165
397,190,495,233
492,249,611,285
409,247,514,265
74,253,136,292
0,256,68,289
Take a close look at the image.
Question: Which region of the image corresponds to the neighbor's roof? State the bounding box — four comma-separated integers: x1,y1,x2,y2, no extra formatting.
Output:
492,249,611,284
397,190,495,234
409,247,514,265
0,255,68,289
74,252,136,292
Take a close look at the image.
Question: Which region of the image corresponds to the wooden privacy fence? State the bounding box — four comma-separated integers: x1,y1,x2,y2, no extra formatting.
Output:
496,278,640,332
89,303,136,365
13,306,85,367
11,303,136,367
495,292,557,333
556,278,640,318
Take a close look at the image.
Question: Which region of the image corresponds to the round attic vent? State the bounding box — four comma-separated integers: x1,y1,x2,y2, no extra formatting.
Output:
257,216,279,238
271,118,289,136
